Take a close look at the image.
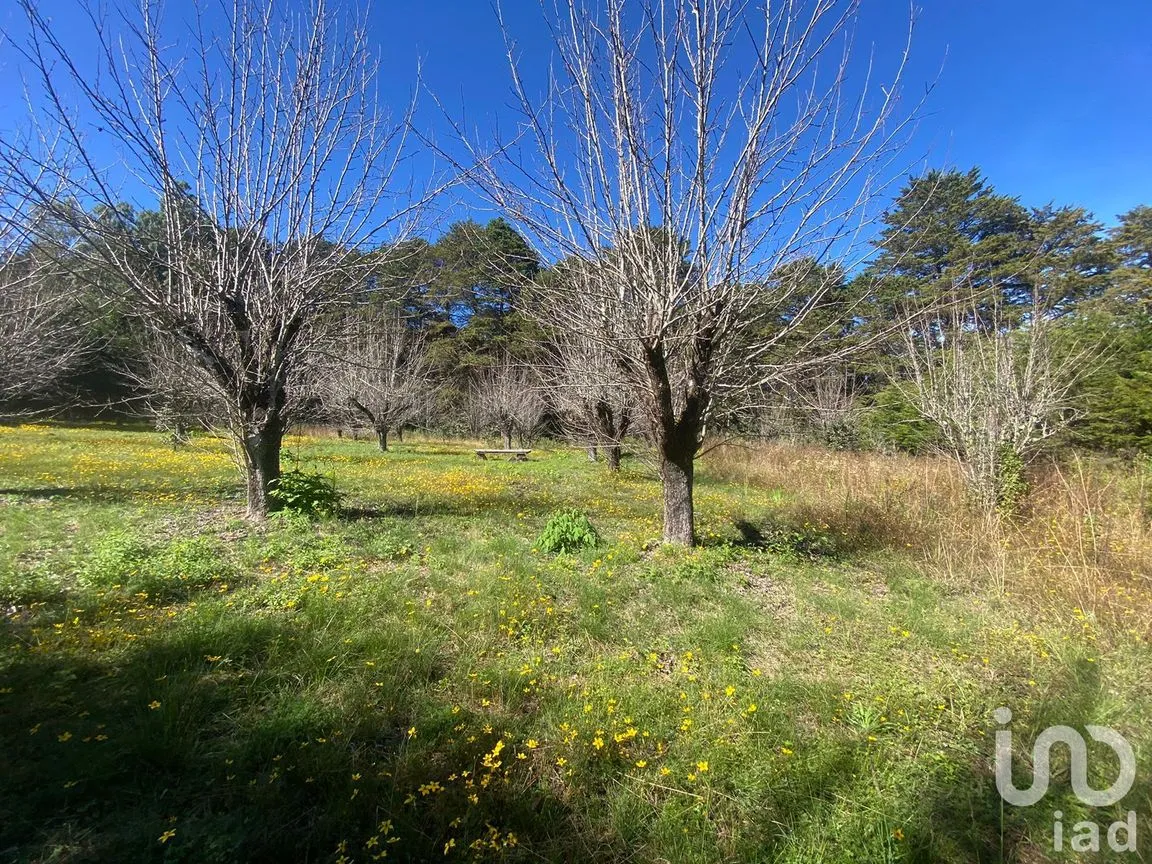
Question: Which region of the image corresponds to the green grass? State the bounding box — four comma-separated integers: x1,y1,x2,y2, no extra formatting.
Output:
0,423,1148,862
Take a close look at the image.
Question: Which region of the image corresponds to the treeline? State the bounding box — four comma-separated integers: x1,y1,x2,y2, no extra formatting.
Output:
37,169,1151,463
772,169,1152,459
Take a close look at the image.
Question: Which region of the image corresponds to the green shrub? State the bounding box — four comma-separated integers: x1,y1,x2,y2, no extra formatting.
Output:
760,523,839,559
737,518,839,559
821,419,861,452
268,469,343,517
0,560,66,606
536,509,600,554
859,386,939,454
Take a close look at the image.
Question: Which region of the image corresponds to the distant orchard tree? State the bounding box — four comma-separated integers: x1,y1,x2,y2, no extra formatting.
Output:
472,360,547,449
324,301,436,452
124,333,223,446
551,334,634,471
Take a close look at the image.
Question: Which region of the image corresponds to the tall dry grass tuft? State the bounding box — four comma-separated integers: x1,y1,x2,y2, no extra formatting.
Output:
704,442,1152,639
1012,455,1152,637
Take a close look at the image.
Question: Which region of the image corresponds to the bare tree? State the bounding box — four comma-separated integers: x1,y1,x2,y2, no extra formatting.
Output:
473,361,547,449
121,333,222,446
0,257,84,411
901,286,1092,516
4,0,424,517
0,155,87,411
551,334,634,470
324,304,435,451
440,0,915,543
790,364,861,447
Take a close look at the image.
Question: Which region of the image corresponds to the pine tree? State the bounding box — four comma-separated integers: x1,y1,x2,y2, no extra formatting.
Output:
1070,207,1152,453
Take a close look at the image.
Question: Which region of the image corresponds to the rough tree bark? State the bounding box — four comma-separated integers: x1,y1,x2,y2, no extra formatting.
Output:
660,451,695,546
242,416,285,519
604,442,622,472
646,343,707,544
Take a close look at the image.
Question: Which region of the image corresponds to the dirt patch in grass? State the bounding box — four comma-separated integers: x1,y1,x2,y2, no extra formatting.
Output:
730,562,797,618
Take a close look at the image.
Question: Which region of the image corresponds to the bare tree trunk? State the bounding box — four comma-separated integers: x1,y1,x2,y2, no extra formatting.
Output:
594,400,624,471
242,415,284,520
395,426,404,443
503,427,513,450
171,418,190,449
376,425,389,452
605,444,621,471
587,445,599,461
646,343,705,544
659,446,694,546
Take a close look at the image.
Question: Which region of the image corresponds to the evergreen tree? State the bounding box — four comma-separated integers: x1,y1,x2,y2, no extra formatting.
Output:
861,169,1116,455
1070,206,1152,453
424,219,544,419
868,168,1032,323
430,219,541,358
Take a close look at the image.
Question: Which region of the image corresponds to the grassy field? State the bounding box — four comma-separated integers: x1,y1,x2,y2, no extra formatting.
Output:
1,424,1149,863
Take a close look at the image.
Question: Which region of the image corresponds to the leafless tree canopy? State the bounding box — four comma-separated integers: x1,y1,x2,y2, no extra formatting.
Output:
4,0,424,516
0,256,85,410
0,162,87,410
323,302,436,451
550,333,635,470
765,363,861,446
472,360,548,449
901,285,1094,515
122,333,224,446
440,0,915,542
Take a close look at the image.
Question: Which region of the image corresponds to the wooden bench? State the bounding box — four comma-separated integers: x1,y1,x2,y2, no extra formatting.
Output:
475,449,531,462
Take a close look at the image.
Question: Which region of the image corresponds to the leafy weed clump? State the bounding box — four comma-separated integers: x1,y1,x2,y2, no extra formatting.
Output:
536,508,600,554
269,469,343,517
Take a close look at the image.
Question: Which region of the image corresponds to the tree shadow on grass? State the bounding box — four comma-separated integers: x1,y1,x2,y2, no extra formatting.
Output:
907,657,1152,862
338,487,564,522
0,603,634,863
727,499,921,561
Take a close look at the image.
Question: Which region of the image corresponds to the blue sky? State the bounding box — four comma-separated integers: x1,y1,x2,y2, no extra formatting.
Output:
4,0,1151,228
381,0,1152,226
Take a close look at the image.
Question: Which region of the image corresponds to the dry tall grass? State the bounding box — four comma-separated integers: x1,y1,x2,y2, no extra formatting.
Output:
703,442,1152,640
